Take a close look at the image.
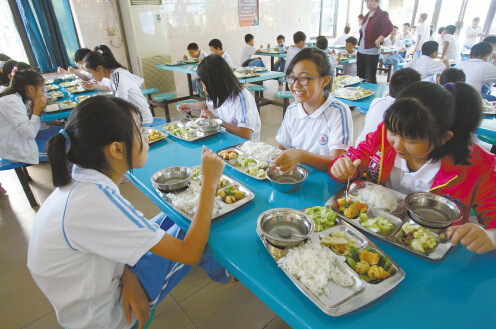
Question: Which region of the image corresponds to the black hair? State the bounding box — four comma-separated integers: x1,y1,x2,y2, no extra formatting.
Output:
74,48,92,63
245,34,254,43
413,25,417,29
470,42,493,58
422,41,439,56
316,36,328,50
208,39,223,50
0,69,44,102
483,36,496,44
473,17,480,21
430,29,434,36
286,47,333,92
420,13,428,21
293,31,306,44
196,54,243,108
0,54,11,61
393,26,399,30
403,23,411,28
358,14,364,20
94,45,112,54
346,36,358,46
83,51,125,71
438,27,445,34
344,26,351,34
277,35,285,41
187,43,199,50
384,82,482,166
47,96,143,187
440,68,466,85
388,68,421,98
445,25,456,35
0,60,16,86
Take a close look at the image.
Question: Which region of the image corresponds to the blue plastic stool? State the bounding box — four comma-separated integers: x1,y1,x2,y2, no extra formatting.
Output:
275,91,293,117
142,88,159,117
0,159,38,207
247,85,267,113
154,93,176,123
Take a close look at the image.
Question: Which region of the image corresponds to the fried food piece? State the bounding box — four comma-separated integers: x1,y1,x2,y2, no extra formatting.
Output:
355,260,370,274
229,151,238,160
218,190,226,199
225,195,236,204
338,197,347,206
344,203,359,218
368,265,390,280
219,150,229,159
359,250,379,265
234,190,245,200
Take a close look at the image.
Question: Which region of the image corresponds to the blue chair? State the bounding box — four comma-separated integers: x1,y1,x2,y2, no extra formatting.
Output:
275,91,293,118
153,93,176,123
142,88,159,117
478,134,496,153
0,159,38,207
247,85,267,113
279,77,289,91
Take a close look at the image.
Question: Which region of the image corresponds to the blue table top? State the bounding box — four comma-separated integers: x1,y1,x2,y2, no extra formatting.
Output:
403,40,416,46
156,63,198,75
329,46,398,53
335,82,389,111
41,85,99,122
128,130,496,329
476,115,496,139
238,70,285,83
258,52,287,58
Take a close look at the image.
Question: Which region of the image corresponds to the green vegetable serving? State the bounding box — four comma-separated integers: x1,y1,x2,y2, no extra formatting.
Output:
304,206,338,232
359,214,395,236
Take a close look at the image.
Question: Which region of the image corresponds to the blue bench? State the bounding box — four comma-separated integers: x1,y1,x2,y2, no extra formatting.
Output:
0,159,38,207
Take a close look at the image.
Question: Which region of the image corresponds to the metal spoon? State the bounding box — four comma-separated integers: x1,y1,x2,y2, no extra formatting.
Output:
277,227,308,239
345,177,351,203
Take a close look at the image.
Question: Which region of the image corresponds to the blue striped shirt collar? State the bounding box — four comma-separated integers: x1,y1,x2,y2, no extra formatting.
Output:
295,92,336,119
71,165,120,194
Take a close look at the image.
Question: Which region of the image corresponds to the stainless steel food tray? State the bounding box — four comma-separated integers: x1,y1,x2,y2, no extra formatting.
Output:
142,127,167,144
325,185,452,260
256,215,405,316
334,77,364,87
162,119,220,142
333,89,375,101
153,165,254,221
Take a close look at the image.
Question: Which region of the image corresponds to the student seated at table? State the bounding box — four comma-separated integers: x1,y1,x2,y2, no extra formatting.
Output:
0,69,59,164
355,68,421,146
381,26,407,73
0,60,30,92
482,36,496,65
465,17,483,49
177,55,261,140
439,67,466,84
208,39,234,68
316,36,338,78
441,25,461,62
435,27,445,55
183,42,208,62
27,96,235,329
273,48,353,174
284,31,306,73
334,26,351,46
0,53,11,80
404,41,450,82
274,34,287,72
455,42,496,101
399,23,414,44
329,81,496,254
240,34,266,67
83,51,153,126
337,37,358,76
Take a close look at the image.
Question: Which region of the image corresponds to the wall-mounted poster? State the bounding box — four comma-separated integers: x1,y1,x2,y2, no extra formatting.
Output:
239,0,259,26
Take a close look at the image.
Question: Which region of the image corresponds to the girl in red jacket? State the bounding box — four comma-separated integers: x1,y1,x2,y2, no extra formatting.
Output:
329,82,496,254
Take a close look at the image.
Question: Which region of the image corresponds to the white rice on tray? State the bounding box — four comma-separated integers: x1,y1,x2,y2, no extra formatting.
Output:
239,141,280,159
354,184,399,212
277,243,355,299
166,184,222,216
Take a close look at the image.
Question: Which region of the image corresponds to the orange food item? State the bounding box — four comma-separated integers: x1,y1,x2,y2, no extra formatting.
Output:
359,250,379,265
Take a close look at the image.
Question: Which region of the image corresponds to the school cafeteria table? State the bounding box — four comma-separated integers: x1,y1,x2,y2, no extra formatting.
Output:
329,46,398,53
40,87,99,122
128,131,496,329
335,82,389,111
476,115,496,139
257,51,286,71
155,63,199,101
403,40,416,46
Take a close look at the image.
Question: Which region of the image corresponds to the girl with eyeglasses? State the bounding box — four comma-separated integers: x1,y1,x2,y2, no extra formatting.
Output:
273,47,353,174
177,54,261,140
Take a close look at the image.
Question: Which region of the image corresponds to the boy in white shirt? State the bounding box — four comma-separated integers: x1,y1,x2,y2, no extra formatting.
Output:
316,36,338,78
435,27,445,54
482,36,496,65
455,42,496,101
355,68,421,146
334,26,351,46
399,23,414,41
337,37,358,76
208,39,234,68
405,41,450,82
413,13,430,58
274,35,287,72
183,43,208,62
465,17,483,49
441,25,461,62
284,31,306,73
240,34,265,67
382,26,407,73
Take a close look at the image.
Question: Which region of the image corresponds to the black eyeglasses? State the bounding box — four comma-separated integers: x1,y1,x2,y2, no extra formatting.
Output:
285,75,322,86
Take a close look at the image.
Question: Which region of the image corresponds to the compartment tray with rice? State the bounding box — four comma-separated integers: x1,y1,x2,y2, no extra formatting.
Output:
162,119,220,142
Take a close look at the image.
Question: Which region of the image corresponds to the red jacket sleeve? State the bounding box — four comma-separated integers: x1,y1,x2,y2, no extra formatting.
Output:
379,11,394,38
472,163,496,230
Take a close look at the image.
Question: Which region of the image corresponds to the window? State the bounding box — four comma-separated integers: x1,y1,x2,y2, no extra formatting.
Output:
413,0,437,27
311,0,338,37
437,0,464,33
334,0,349,39
384,0,416,28
0,0,29,63
460,0,491,45
348,0,364,37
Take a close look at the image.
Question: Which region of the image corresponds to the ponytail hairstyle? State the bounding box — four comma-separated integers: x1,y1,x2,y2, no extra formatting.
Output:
93,45,126,69
384,82,482,166
0,54,11,61
285,47,333,91
74,48,92,63
0,69,43,102
83,51,125,72
47,96,143,187
196,54,243,108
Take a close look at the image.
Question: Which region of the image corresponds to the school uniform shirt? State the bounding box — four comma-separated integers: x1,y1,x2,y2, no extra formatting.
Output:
404,55,446,81
0,85,6,92
454,59,496,94
382,37,406,62
465,26,482,47
110,68,153,125
0,93,41,164
355,95,395,147
221,51,234,68
334,34,350,46
206,88,261,140
416,22,430,50
442,34,461,62
99,77,111,87
27,166,165,329
324,50,338,78
398,32,414,41
284,46,303,74
342,50,358,76
386,156,441,195
276,92,353,155
435,33,445,54
240,43,258,65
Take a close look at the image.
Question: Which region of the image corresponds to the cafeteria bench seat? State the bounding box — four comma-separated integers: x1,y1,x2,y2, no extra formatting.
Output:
153,93,176,123
142,88,159,117
247,85,267,113
0,159,38,207
275,91,293,118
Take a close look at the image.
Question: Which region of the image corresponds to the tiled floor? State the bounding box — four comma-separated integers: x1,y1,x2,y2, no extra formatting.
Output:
0,74,389,329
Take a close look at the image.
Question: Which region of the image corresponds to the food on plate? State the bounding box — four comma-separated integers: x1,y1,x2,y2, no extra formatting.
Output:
239,141,280,159
397,223,438,253
320,231,357,256
345,247,396,283
76,95,91,103
48,91,64,98
219,150,239,160
191,167,202,181
217,178,231,189
354,184,400,212
359,214,395,235
45,84,59,91
164,124,195,140
217,185,245,204
58,101,78,109
67,85,87,93
59,80,82,88
334,87,373,100
304,206,338,232
277,242,355,298
332,198,368,219
147,130,164,142
45,79,54,85
236,156,267,178
166,183,222,217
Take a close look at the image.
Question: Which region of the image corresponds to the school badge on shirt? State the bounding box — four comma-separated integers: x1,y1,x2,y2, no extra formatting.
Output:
318,134,328,145
229,118,238,126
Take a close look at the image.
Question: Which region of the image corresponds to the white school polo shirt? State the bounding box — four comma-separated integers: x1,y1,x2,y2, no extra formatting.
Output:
455,59,496,94
276,92,353,155
27,166,165,329
355,96,395,147
285,46,303,73
240,43,257,65
342,50,358,76
404,55,446,81
221,51,234,68
465,26,482,47
334,34,350,46
416,22,430,50
383,37,406,61
206,88,261,140
442,34,461,62
198,50,208,60
386,155,441,194
399,32,414,41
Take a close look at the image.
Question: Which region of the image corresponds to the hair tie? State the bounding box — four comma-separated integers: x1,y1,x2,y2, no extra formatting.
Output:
59,129,70,141
0,61,5,71
11,66,18,76
444,82,457,94
97,49,103,54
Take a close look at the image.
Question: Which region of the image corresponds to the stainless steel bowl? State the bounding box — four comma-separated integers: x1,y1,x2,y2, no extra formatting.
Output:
257,208,315,253
405,192,463,229
151,167,193,192
198,119,222,133
266,166,308,193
